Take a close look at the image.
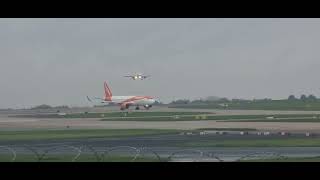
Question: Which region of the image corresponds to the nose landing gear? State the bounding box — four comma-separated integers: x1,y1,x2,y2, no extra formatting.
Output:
135,106,140,110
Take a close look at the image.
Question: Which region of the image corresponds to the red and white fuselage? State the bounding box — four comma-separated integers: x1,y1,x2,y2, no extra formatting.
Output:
102,82,156,110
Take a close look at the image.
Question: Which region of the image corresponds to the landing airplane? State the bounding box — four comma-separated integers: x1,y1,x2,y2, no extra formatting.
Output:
124,73,150,80
87,81,159,110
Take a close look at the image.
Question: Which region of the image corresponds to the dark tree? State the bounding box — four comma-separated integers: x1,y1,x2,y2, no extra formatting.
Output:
171,99,190,104
288,95,296,100
308,94,317,101
219,98,230,102
31,104,52,109
300,94,307,101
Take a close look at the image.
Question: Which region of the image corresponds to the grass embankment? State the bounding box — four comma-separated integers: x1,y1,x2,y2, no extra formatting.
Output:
169,100,320,111
0,129,179,141
181,138,320,147
12,112,209,118
0,154,161,162
101,114,320,122
195,128,257,131
241,156,320,162
12,111,320,122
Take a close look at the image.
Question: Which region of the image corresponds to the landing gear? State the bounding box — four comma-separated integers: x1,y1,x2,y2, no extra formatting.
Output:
135,106,140,110
143,105,152,110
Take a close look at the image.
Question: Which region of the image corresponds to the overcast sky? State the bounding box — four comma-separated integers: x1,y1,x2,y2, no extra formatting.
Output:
1,18,320,108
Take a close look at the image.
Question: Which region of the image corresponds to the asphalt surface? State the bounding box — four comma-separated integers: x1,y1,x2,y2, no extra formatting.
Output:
3,108,320,132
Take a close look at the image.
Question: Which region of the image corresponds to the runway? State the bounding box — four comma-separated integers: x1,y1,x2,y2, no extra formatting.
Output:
2,117,320,132
2,107,320,132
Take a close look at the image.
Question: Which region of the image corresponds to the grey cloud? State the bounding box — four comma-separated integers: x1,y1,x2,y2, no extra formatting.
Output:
1,18,320,108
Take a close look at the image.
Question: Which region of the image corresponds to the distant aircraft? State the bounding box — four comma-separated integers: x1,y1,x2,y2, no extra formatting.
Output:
124,73,150,80
87,81,159,110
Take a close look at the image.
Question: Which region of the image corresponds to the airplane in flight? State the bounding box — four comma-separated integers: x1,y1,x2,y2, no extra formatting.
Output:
124,73,150,80
87,81,159,110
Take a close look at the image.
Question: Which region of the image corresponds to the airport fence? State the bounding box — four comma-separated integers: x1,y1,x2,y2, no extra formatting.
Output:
0,145,293,162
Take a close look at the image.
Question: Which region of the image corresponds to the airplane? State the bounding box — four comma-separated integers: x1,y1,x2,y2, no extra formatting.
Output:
87,81,159,110
124,73,150,80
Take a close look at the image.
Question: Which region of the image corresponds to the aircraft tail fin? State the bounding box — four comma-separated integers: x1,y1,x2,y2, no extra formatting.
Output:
104,81,112,101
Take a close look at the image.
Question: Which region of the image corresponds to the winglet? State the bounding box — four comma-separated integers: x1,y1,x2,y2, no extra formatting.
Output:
86,96,92,102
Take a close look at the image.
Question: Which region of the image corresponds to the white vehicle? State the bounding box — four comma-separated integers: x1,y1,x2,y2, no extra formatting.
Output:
263,132,270,136
240,131,248,135
280,132,289,136
124,73,150,80
87,81,159,110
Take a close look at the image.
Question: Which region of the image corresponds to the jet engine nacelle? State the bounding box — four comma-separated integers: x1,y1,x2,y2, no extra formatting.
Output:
120,103,130,110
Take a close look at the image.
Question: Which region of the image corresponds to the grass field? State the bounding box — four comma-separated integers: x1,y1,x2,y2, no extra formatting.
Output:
225,118,320,122
100,114,320,122
0,153,162,162
181,137,320,147
11,110,320,122
169,100,320,111
195,128,257,131
0,129,180,141
240,156,320,162
11,112,210,118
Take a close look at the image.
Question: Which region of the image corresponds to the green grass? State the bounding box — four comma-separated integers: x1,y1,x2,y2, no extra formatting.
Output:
101,114,320,122
225,118,320,122
101,116,180,121
181,138,320,147
195,128,257,131
12,110,320,122
0,154,162,162
169,100,320,111
12,112,209,119
240,156,320,162
0,129,180,141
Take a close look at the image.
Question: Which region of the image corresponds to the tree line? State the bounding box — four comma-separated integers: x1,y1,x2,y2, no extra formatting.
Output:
287,94,317,101
170,94,319,104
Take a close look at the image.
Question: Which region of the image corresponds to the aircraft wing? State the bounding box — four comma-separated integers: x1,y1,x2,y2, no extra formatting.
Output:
86,96,106,103
124,75,133,77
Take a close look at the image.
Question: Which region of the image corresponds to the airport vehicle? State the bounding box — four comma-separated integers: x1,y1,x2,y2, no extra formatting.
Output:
87,81,159,110
124,73,150,80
